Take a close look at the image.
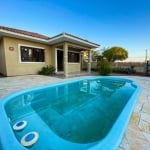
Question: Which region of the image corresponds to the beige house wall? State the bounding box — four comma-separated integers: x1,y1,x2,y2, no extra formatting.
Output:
68,63,81,74
1,37,92,76
0,38,7,75
3,37,52,76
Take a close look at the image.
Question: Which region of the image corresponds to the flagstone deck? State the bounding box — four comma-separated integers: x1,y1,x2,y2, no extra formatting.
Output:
0,75,150,150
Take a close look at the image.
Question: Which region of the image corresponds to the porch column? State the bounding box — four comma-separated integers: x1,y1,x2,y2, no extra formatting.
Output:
88,50,91,73
64,42,68,77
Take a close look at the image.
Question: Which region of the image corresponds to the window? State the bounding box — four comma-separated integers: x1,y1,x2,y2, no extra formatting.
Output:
68,52,80,63
20,46,45,62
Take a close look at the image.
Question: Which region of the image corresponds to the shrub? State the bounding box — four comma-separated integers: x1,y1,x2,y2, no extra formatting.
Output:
38,65,55,76
112,66,136,74
112,67,125,73
97,57,112,75
91,68,98,72
124,67,136,74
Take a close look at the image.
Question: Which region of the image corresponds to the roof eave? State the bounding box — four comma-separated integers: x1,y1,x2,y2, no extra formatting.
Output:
48,33,100,49
0,29,48,44
0,29,100,49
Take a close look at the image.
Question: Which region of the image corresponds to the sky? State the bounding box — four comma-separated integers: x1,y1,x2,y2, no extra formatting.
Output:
0,0,150,62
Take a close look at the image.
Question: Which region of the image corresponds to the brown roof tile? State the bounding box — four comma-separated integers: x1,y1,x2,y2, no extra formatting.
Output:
0,26,50,40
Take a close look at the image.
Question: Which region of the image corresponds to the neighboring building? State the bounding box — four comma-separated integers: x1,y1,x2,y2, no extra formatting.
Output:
0,26,99,77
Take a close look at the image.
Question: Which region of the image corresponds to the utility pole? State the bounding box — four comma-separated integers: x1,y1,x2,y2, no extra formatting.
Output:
145,49,148,63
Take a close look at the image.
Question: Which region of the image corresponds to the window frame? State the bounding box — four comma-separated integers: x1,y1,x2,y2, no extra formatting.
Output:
18,44,45,63
68,50,80,64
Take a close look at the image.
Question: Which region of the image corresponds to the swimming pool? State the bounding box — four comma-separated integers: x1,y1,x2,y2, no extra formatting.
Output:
0,77,141,150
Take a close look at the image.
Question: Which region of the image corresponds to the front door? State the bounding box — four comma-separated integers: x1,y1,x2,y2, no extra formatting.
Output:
57,50,64,72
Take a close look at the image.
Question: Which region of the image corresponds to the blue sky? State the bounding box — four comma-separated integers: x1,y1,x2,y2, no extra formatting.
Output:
0,0,150,61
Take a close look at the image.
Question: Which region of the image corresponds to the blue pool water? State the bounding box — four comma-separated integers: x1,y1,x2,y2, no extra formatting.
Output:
0,77,141,150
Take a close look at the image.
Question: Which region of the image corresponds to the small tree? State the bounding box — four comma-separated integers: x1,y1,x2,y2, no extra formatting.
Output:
97,56,112,75
103,46,128,62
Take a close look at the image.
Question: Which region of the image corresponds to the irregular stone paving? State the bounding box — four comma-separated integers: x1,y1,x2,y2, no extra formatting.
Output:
0,75,150,150
118,76,150,150
0,75,64,98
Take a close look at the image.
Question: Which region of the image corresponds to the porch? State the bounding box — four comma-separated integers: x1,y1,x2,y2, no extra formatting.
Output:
53,42,93,77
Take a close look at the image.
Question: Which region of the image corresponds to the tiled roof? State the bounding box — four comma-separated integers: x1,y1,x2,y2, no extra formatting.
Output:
0,26,50,40
0,26,100,48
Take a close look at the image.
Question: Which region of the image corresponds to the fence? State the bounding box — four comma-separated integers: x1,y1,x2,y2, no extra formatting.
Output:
83,61,149,76
111,62,146,75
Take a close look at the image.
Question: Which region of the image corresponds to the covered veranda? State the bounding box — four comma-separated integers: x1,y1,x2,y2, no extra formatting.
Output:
48,33,100,77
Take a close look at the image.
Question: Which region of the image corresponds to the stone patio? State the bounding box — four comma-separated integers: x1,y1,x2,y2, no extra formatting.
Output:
0,75,150,150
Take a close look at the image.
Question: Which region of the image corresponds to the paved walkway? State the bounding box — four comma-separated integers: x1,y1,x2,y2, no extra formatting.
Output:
0,75,150,150
118,76,150,150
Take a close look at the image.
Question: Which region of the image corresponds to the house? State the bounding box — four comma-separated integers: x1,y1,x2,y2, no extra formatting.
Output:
0,26,100,77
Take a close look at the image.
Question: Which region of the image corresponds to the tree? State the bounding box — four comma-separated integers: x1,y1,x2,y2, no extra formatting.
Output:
97,56,112,75
102,46,128,62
